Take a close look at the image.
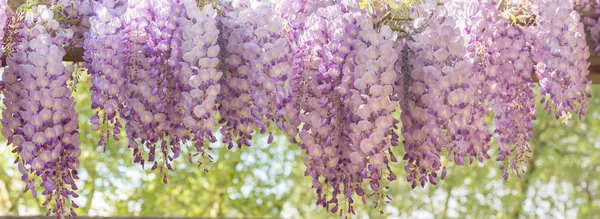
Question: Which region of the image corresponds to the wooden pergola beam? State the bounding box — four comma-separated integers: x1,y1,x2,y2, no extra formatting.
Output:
587,56,600,83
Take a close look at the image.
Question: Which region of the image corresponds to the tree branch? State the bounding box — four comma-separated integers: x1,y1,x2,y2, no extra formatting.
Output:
80,169,97,215
549,146,589,157
8,0,26,12
580,9,600,19
440,186,453,219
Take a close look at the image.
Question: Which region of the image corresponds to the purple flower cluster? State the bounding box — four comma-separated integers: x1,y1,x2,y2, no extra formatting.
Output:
488,21,537,179
218,2,293,149
346,15,400,211
288,4,401,215
1,0,597,217
177,1,222,167
448,0,489,165
1,5,81,218
85,0,222,175
291,5,361,214
530,0,592,122
1,5,24,62
452,0,494,166
53,0,93,47
121,0,186,172
85,0,127,151
402,1,485,188
218,3,266,148
276,0,332,50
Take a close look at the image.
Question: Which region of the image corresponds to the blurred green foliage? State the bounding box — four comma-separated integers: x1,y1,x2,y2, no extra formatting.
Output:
0,72,599,218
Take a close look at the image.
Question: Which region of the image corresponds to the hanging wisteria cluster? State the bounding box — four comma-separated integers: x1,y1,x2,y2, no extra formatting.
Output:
0,0,597,218
2,4,81,217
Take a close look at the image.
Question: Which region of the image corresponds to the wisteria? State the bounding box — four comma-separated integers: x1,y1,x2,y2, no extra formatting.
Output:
86,0,222,177
287,4,403,214
121,0,188,173
401,1,492,188
345,10,400,212
276,0,332,50
530,0,592,122
0,0,6,65
84,0,127,151
52,0,92,47
451,0,515,177
218,1,266,149
0,0,598,217
450,0,494,170
176,1,222,169
291,5,365,214
2,5,80,218
218,1,293,149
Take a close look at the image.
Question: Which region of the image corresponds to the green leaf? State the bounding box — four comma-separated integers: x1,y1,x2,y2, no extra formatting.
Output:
359,0,369,9
387,0,399,9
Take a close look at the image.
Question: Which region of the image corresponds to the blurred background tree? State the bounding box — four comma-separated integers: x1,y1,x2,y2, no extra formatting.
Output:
0,70,599,218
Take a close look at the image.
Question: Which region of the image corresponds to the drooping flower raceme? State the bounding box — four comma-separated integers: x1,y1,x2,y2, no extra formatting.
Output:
248,5,294,144
84,0,127,151
449,0,494,167
290,5,362,214
401,0,492,188
52,0,93,47
450,0,537,179
346,17,400,212
177,1,223,168
488,20,537,179
218,4,266,149
119,0,171,170
446,0,504,174
276,0,333,50
218,2,293,149
289,5,401,215
530,0,592,122
86,0,222,178
117,0,221,176
1,5,81,218
401,2,452,188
